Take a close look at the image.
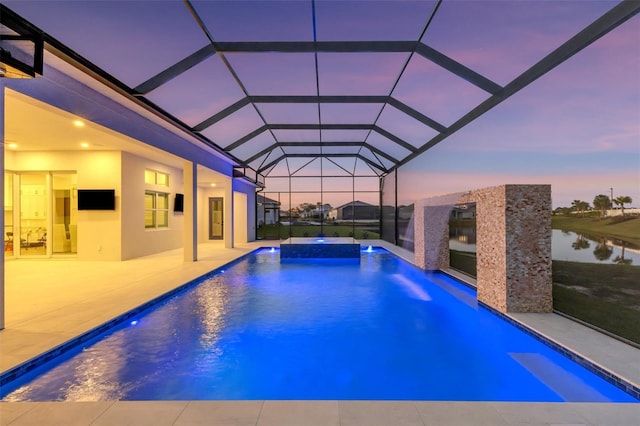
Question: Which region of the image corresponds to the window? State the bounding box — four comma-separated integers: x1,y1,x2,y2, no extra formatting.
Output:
145,169,169,186
145,191,169,228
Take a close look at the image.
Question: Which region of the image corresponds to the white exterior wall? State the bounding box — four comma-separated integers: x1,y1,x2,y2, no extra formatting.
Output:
198,186,225,243
233,192,248,245
120,151,184,260
7,150,122,260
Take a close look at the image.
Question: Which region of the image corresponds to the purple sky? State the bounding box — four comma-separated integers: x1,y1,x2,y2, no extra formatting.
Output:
4,0,639,208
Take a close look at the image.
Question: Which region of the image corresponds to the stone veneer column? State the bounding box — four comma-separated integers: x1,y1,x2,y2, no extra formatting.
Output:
414,201,453,271
474,184,552,313
414,184,552,313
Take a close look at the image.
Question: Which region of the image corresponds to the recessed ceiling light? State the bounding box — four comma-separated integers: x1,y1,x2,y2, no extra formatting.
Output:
80,142,89,148
73,120,85,127
7,143,18,149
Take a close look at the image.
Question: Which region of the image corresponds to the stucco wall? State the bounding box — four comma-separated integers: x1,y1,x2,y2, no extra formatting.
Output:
120,151,184,260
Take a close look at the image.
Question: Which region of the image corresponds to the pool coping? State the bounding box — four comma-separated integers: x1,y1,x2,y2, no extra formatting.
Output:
1,244,639,402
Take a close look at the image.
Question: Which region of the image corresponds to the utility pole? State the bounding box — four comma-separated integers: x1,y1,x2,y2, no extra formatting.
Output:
610,187,614,217
610,187,614,205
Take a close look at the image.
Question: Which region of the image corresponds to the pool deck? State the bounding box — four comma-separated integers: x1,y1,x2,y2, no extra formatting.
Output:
1,240,639,425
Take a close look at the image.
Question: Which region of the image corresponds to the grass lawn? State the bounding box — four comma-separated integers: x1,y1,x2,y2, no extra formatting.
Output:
449,250,640,344
552,216,640,247
258,224,380,240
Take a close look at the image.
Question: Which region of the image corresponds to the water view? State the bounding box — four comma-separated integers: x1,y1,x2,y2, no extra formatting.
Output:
449,227,639,265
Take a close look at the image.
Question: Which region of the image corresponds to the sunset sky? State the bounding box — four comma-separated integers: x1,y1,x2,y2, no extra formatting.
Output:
5,0,639,208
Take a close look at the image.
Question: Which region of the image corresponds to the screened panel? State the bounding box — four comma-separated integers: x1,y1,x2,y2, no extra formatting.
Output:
359,147,392,170
291,177,321,192
4,1,209,87
256,103,319,124
318,53,409,95
381,170,397,244
226,53,316,95
354,158,379,176
355,177,380,192
320,146,360,156
320,103,384,124
326,157,357,175
264,176,290,192
192,1,313,42
201,105,265,148
146,56,246,127
376,105,439,148
323,177,353,192
321,130,370,142
322,158,355,176
263,159,290,177
281,146,322,155
392,55,491,126
422,1,616,85
366,132,413,159
271,129,321,142
248,151,275,171
315,1,437,41
230,131,278,160
287,157,321,175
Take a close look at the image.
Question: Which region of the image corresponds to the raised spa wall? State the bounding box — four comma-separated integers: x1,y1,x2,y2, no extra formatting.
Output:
414,184,552,314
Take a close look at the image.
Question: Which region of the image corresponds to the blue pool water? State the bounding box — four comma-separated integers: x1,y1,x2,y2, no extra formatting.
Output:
2,248,637,402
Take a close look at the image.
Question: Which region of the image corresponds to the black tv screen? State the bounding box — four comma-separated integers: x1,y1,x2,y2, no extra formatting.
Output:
78,189,116,210
174,193,184,212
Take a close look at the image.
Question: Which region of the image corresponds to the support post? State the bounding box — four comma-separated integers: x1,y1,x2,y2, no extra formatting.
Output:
414,201,451,270
183,161,197,262
224,177,234,248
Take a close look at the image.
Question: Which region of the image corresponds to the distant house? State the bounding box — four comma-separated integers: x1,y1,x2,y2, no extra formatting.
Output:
257,195,281,225
301,203,332,219
450,204,476,220
329,201,379,221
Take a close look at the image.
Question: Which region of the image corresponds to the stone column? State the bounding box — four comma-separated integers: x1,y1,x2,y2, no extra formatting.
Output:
414,184,552,313
414,201,452,271
475,184,552,313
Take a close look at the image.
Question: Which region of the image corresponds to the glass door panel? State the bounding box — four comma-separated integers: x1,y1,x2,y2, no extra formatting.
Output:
52,173,77,254
209,197,223,240
19,173,48,256
4,172,14,256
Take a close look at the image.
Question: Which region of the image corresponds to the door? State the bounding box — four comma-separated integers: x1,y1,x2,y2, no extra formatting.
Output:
209,197,223,240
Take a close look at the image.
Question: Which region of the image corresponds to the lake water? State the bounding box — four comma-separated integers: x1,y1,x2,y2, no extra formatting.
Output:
449,228,639,265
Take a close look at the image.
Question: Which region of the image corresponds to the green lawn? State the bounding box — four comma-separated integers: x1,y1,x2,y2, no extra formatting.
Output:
258,224,380,240
449,250,640,344
553,285,640,344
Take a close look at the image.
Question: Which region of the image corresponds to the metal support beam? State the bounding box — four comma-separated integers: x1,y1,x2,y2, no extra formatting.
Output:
387,98,448,134
134,44,216,94
193,98,250,131
415,44,502,95
224,125,268,151
394,0,640,170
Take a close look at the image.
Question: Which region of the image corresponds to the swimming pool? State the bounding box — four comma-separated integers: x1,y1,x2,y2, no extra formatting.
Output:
1,248,637,402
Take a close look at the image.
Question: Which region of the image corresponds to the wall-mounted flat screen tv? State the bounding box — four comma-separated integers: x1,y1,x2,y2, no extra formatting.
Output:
78,189,116,210
174,193,184,212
